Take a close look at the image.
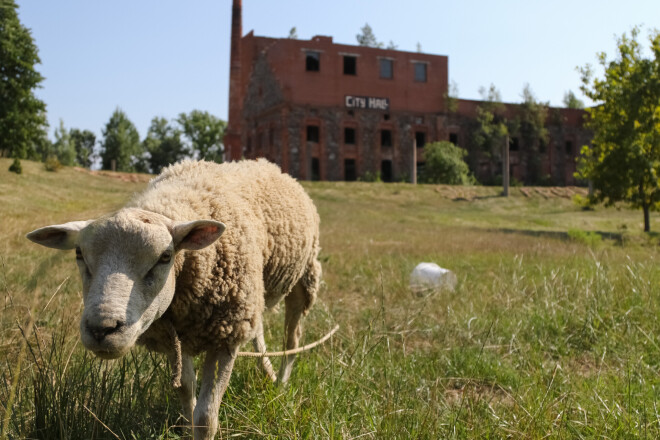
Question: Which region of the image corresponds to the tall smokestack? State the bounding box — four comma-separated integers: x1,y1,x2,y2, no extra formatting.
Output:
225,0,242,161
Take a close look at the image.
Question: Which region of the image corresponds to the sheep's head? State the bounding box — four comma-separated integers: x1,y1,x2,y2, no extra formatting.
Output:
26,208,225,359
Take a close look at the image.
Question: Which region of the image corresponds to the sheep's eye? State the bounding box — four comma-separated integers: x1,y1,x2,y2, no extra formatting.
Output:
75,247,83,260
159,251,172,264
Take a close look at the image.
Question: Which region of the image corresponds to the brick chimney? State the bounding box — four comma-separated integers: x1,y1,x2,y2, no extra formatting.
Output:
225,0,242,161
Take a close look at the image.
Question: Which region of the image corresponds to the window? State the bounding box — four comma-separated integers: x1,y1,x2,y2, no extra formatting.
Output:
415,131,426,148
565,141,573,155
449,133,458,145
343,56,357,75
414,62,427,82
510,137,520,151
344,159,357,181
380,59,393,79
381,129,392,147
310,158,320,181
307,125,320,143
416,162,426,179
306,51,320,71
383,114,390,121
381,160,393,182
344,127,356,145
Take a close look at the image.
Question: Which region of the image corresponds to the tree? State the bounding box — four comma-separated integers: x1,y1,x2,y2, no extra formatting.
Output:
100,108,142,172
0,0,48,159
578,28,660,232
177,110,226,163
474,84,509,157
563,90,585,109
143,117,187,174
419,141,474,185
70,128,96,168
287,27,297,39
356,23,383,48
510,84,549,184
52,119,76,166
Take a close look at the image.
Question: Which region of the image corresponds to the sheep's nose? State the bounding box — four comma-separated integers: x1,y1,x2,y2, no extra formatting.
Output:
87,319,124,342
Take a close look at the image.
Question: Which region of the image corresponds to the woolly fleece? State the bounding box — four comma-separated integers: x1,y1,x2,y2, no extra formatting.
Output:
128,159,321,355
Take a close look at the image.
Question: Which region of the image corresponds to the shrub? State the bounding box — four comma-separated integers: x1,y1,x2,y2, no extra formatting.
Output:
44,156,62,172
359,170,381,182
567,228,602,246
8,158,22,174
419,141,475,185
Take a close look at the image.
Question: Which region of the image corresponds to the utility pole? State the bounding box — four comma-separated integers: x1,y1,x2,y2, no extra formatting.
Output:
502,135,510,196
412,138,417,184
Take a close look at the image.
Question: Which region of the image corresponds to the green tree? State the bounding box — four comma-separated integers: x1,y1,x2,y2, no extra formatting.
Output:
70,128,96,168
177,110,226,163
52,120,76,166
0,0,48,159
578,28,660,232
474,84,509,158
100,108,142,172
419,141,474,185
510,84,549,184
356,23,383,48
563,90,585,109
143,117,187,174
287,27,297,39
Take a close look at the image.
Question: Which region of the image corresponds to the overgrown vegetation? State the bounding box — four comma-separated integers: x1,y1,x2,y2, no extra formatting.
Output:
2,158,660,438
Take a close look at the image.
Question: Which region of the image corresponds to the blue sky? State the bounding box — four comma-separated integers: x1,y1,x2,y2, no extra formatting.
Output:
16,0,660,141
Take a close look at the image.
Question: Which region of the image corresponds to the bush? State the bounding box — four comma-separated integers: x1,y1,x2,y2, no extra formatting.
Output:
44,156,62,172
359,170,381,182
8,158,22,174
567,228,602,246
419,141,475,185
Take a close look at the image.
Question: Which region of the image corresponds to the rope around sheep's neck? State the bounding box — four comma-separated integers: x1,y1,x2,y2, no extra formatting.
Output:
162,322,339,388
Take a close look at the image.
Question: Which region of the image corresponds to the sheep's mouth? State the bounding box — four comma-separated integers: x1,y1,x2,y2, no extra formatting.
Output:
90,346,131,360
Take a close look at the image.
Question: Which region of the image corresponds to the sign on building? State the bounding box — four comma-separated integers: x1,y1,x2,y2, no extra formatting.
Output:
345,95,390,111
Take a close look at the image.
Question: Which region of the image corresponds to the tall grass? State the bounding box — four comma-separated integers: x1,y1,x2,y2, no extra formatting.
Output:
3,159,660,438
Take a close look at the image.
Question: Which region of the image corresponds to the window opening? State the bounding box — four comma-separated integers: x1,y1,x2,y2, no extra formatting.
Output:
306,51,320,71
380,59,393,79
414,62,427,82
344,127,356,145
381,129,392,147
343,56,357,75
344,159,357,181
307,125,320,143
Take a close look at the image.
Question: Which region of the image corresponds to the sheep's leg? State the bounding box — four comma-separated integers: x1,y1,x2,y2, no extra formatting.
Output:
166,352,197,424
193,346,237,440
252,318,277,382
278,283,306,383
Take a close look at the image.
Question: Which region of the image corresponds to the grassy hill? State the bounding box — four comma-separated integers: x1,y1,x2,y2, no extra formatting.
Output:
2,158,660,438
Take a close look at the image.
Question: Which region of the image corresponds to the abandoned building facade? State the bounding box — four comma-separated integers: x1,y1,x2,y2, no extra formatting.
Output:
224,0,591,185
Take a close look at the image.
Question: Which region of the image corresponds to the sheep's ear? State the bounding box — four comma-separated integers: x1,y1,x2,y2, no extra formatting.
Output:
26,220,92,250
172,220,226,251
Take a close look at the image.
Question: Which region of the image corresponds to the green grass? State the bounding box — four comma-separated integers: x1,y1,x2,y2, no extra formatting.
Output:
2,158,660,439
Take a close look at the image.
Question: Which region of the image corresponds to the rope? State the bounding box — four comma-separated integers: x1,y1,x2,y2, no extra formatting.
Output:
237,324,339,358
164,319,183,388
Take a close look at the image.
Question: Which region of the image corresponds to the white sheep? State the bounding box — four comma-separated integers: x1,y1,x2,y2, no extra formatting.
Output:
27,159,322,439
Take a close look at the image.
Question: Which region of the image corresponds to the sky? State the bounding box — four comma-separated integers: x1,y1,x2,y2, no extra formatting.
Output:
15,0,660,142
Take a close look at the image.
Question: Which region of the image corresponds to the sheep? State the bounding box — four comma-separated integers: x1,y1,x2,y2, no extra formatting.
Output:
26,159,322,439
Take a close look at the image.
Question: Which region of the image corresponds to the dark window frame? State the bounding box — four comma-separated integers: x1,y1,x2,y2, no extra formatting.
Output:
414,62,427,83
306,125,320,143
344,127,356,145
415,131,426,148
343,55,357,75
344,158,357,181
305,51,320,72
381,129,393,147
380,58,393,79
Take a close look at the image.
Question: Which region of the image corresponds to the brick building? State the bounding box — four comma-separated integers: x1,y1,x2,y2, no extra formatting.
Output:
225,0,590,185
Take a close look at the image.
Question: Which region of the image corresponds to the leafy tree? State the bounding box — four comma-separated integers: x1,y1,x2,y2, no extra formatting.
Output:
419,141,474,185
52,120,76,166
474,84,509,160
70,128,96,168
510,84,549,184
143,117,187,174
578,28,660,232
563,90,585,109
177,110,226,163
356,23,383,48
0,0,48,159
287,27,297,39
444,80,459,113
100,108,142,172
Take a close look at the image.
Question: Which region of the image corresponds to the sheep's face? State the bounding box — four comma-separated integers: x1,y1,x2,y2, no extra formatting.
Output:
27,208,225,359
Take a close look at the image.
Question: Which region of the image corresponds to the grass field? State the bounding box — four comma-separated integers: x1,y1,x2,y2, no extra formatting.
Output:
2,158,660,439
